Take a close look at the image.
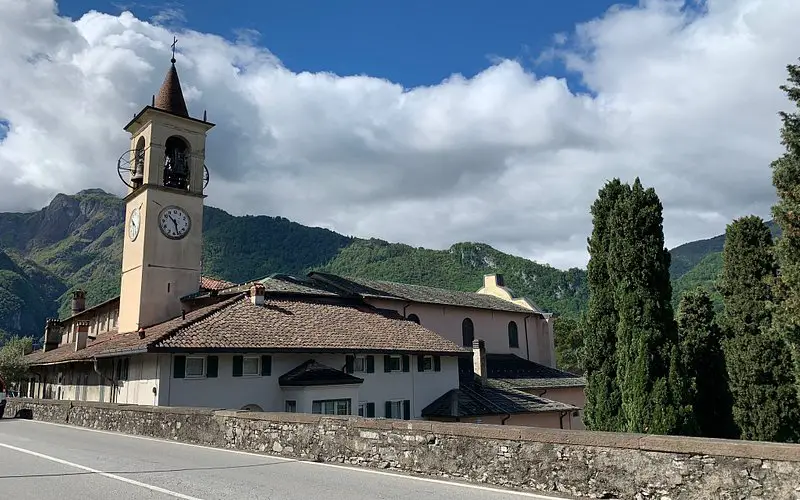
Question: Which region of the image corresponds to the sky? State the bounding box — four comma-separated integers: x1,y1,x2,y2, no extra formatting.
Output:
0,0,798,270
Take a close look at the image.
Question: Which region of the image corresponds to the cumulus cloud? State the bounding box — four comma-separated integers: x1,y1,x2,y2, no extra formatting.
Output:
1,0,799,270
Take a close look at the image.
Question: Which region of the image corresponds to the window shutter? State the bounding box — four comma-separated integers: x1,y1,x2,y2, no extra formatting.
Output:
366,402,375,418
403,400,411,420
366,355,375,373
345,355,354,374
232,355,243,377
173,355,186,378
417,355,424,372
385,401,392,418
434,355,441,372
261,355,272,376
402,355,410,372
384,355,391,372
206,356,219,378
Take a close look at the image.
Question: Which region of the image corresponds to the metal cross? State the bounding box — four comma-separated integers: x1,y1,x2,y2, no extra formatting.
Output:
171,36,178,61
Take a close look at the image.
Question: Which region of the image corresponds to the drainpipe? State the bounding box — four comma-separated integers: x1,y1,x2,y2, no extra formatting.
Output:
523,314,531,360
501,413,511,425
538,389,547,398
93,358,115,403
559,410,568,429
402,302,411,318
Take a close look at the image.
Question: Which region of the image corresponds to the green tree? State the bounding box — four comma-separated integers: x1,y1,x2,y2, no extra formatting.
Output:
719,216,800,442
676,288,737,438
606,179,689,435
771,58,800,400
554,315,584,374
0,335,33,385
582,179,627,431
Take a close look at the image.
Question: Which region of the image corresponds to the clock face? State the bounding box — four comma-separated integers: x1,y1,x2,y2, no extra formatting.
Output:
158,206,191,240
128,207,141,241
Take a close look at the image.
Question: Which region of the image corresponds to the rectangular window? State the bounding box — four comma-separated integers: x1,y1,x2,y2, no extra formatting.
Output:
312,399,351,415
422,356,432,371
242,356,260,376
185,357,205,378
358,402,365,417
386,400,403,418
354,356,365,373
387,355,401,372
285,400,297,413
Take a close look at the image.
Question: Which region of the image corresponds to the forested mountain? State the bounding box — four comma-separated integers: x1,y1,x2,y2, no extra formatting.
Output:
0,189,746,341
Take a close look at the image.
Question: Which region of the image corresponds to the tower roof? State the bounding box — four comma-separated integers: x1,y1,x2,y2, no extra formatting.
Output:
154,59,189,118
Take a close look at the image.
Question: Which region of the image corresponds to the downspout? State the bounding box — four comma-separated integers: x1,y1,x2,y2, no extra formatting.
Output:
523,314,531,361
559,410,568,429
402,302,411,318
538,389,547,398
501,413,511,425
92,358,115,403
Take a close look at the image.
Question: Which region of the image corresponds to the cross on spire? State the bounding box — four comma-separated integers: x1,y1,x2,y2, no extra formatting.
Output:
170,36,178,64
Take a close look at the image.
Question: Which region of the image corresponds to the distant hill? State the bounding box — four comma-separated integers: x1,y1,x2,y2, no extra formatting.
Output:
0,189,771,342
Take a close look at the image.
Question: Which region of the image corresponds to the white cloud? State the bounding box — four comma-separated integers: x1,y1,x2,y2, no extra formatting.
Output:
1,0,799,270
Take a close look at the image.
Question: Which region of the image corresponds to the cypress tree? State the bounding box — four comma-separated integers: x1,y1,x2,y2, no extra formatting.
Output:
771,59,800,399
582,178,627,431
719,216,800,442
606,179,688,434
676,288,737,438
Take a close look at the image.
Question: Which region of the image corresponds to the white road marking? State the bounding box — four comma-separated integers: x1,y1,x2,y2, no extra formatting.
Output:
16,419,567,499
0,441,205,500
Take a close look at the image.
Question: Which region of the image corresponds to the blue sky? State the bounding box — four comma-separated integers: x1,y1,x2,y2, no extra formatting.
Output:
58,0,635,89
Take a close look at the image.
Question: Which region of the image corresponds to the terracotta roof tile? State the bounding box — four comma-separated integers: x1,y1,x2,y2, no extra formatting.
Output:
154,295,467,354
199,276,236,291
278,359,364,387
154,62,189,118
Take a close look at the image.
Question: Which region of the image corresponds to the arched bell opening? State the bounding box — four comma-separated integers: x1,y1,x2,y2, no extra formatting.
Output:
163,135,191,191
131,137,145,189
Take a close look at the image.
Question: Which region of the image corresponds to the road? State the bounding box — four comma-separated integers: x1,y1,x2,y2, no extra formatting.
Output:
0,417,571,500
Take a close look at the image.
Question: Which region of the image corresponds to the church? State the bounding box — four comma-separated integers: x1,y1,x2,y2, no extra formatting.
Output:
22,49,586,429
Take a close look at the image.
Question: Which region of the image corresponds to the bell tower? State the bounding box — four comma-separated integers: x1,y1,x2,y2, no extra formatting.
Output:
117,40,215,333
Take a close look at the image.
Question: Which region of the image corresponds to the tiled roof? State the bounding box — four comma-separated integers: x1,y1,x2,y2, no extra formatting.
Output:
154,62,189,118
278,359,364,387
153,295,467,354
25,296,240,365
421,375,577,418
308,272,538,315
183,274,339,301
199,276,237,291
467,353,586,389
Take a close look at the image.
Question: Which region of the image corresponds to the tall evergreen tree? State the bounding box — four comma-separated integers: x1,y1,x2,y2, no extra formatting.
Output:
771,59,800,399
676,288,737,438
582,178,627,431
719,216,800,442
606,179,689,434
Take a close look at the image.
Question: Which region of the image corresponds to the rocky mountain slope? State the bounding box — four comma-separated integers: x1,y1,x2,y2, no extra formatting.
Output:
0,189,743,340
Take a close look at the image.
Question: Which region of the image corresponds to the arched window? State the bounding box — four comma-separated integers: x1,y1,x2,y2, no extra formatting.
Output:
407,313,420,324
132,137,145,188
508,321,519,348
462,318,474,347
163,136,190,190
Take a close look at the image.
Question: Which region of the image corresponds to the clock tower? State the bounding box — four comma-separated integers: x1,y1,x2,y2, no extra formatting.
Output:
117,45,215,333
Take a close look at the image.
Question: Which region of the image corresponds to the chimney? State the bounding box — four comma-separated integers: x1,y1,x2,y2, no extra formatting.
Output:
71,289,87,316
472,339,487,387
250,282,266,306
483,273,504,289
43,318,62,352
74,321,89,351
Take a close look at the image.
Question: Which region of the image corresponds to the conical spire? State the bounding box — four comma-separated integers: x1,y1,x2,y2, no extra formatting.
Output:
154,59,189,118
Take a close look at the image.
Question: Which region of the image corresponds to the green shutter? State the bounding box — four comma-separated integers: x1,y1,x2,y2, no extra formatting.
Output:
232,355,243,377
345,355,354,374
261,355,272,376
385,401,392,418
417,355,424,372
403,400,411,420
366,355,375,373
402,355,410,372
366,402,375,418
173,355,186,378
384,355,391,372
206,356,219,378
434,355,441,372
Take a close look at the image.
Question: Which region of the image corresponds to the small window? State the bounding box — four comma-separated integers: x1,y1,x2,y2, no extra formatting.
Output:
354,356,365,373
422,356,432,371
358,402,366,417
116,357,130,381
462,318,474,347
407,313,420,324
508,321,519,348
312,399,351,415
242,356,259,376
285,400,297,413
185,357,205,378
387,355,401,372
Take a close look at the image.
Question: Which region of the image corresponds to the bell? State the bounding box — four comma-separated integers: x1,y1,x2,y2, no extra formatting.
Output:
131,150,144,182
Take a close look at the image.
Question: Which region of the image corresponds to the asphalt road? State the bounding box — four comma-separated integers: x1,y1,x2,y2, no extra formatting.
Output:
0,417,570,500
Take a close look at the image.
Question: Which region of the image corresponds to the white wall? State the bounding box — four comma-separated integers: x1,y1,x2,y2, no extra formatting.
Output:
158,352,460,418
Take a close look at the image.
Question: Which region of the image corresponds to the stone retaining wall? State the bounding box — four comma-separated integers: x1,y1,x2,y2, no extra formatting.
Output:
7,398,800,499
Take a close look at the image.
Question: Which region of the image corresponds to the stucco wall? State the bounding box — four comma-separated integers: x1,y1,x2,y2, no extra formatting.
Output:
524,386,586,430
7,398,800,499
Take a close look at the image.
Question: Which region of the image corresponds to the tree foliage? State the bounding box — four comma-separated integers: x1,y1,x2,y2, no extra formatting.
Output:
676,288,737,438
719,216,800,442
771,59,800,400
553,315,584,375
0,335,33,385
